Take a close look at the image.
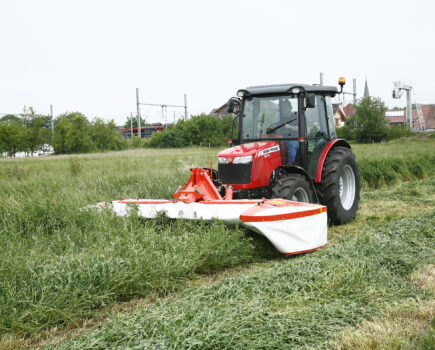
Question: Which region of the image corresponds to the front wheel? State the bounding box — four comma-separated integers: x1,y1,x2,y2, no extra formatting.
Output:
271,173,315,203
316,147,360,225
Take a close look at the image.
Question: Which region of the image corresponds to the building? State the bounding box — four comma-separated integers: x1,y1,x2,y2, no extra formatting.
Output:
332,103,347,127
385,105,435,130
412,104,435,130
210,101,232,118
385,110,406,126
343,103,355,119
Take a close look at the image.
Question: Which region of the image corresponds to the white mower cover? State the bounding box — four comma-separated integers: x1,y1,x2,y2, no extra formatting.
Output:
106,198,327,255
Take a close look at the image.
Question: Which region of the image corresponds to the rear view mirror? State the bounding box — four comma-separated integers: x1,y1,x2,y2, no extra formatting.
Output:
305,94,316,108
227,99,235,113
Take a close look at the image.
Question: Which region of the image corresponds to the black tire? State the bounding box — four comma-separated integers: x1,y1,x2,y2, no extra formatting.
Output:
316,147,360,225
271,173,315,203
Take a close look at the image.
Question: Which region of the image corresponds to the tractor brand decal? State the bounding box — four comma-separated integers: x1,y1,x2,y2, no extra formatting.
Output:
257,145,280,157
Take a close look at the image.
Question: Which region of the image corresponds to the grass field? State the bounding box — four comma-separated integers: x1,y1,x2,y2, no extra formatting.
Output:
0,136,434,349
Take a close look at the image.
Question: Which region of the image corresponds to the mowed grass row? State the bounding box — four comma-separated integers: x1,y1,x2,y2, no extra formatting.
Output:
54,211,435,350
0,137,434,337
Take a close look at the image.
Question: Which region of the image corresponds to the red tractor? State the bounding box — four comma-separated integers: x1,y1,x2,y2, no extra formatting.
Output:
215,78,360,225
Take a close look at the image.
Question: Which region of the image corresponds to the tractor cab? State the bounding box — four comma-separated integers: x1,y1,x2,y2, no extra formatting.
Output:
218,79,360,225
238,85,338,175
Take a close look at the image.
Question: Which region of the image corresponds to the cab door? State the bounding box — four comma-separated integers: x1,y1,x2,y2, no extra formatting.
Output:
305,95,330,178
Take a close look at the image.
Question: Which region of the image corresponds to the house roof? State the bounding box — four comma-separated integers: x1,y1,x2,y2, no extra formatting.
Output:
210,101,230,115
343,103,355,117
332,104,346,121
384,105,435,129
413,104,435,129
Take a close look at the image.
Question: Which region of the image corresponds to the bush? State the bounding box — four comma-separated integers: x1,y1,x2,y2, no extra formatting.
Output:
336,125,354,140
386,124,414,141
147,114,233,148
53,113,127,154
353,97,387,143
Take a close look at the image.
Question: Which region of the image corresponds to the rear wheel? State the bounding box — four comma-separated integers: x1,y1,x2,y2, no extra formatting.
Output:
316,147,360,225
271,173,315,203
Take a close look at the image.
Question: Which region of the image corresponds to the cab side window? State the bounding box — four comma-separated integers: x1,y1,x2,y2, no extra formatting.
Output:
305,96,328,138
325,96,337,138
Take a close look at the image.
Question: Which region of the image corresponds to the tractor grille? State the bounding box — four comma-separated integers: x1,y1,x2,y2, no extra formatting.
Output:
218,163,253,185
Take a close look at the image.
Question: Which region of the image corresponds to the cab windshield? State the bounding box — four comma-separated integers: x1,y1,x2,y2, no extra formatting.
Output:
242,96,299,141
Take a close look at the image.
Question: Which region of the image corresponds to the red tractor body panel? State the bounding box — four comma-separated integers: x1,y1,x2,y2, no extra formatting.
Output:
314,139,351,183
218,141,282,189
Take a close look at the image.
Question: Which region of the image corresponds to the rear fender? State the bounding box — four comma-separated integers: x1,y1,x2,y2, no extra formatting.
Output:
315,139,351,183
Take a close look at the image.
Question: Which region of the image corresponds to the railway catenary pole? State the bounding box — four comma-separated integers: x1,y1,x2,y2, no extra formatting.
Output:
136,92,188,123
130,112,133,138
136,88,141,138
353,79,357,105
184,94,188,120
50,104,54,140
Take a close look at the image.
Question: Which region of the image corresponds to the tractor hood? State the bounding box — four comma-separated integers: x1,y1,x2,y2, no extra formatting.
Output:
218,141,279,162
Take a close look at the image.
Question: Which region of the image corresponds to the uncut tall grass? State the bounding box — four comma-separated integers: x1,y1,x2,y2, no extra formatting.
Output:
0,148,277,334
0,137,434,335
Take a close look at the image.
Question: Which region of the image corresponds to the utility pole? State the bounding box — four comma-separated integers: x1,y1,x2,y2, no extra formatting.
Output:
353,79,357,105
130,112,133,138
50,104,54,141
184,94,188,120
136,88,141,138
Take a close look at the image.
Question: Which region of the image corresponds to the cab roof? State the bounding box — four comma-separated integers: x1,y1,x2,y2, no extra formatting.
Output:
240,83,338,96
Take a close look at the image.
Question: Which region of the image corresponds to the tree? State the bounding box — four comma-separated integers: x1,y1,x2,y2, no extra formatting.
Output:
147,114,234,148
23,116,50,155
386,124,414,141
0,114,21,124
0,121,24,157
91,118,125,152
53,112,94,154
123,115,146,129
353,97,387,143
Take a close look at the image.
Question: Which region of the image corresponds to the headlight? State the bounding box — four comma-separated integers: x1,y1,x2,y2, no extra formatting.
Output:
218,157,229,164
233,155,253,164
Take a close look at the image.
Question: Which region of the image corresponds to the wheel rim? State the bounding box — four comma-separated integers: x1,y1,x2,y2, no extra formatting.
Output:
339,165,355,210
292,188,309,203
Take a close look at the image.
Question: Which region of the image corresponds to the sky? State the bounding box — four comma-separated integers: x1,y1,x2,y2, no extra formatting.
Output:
1,0,434,125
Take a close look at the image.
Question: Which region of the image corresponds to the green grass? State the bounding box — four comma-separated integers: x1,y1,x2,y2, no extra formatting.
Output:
351,136,435,188
54,212,434,349
0,148,282,337
0,137,434,347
